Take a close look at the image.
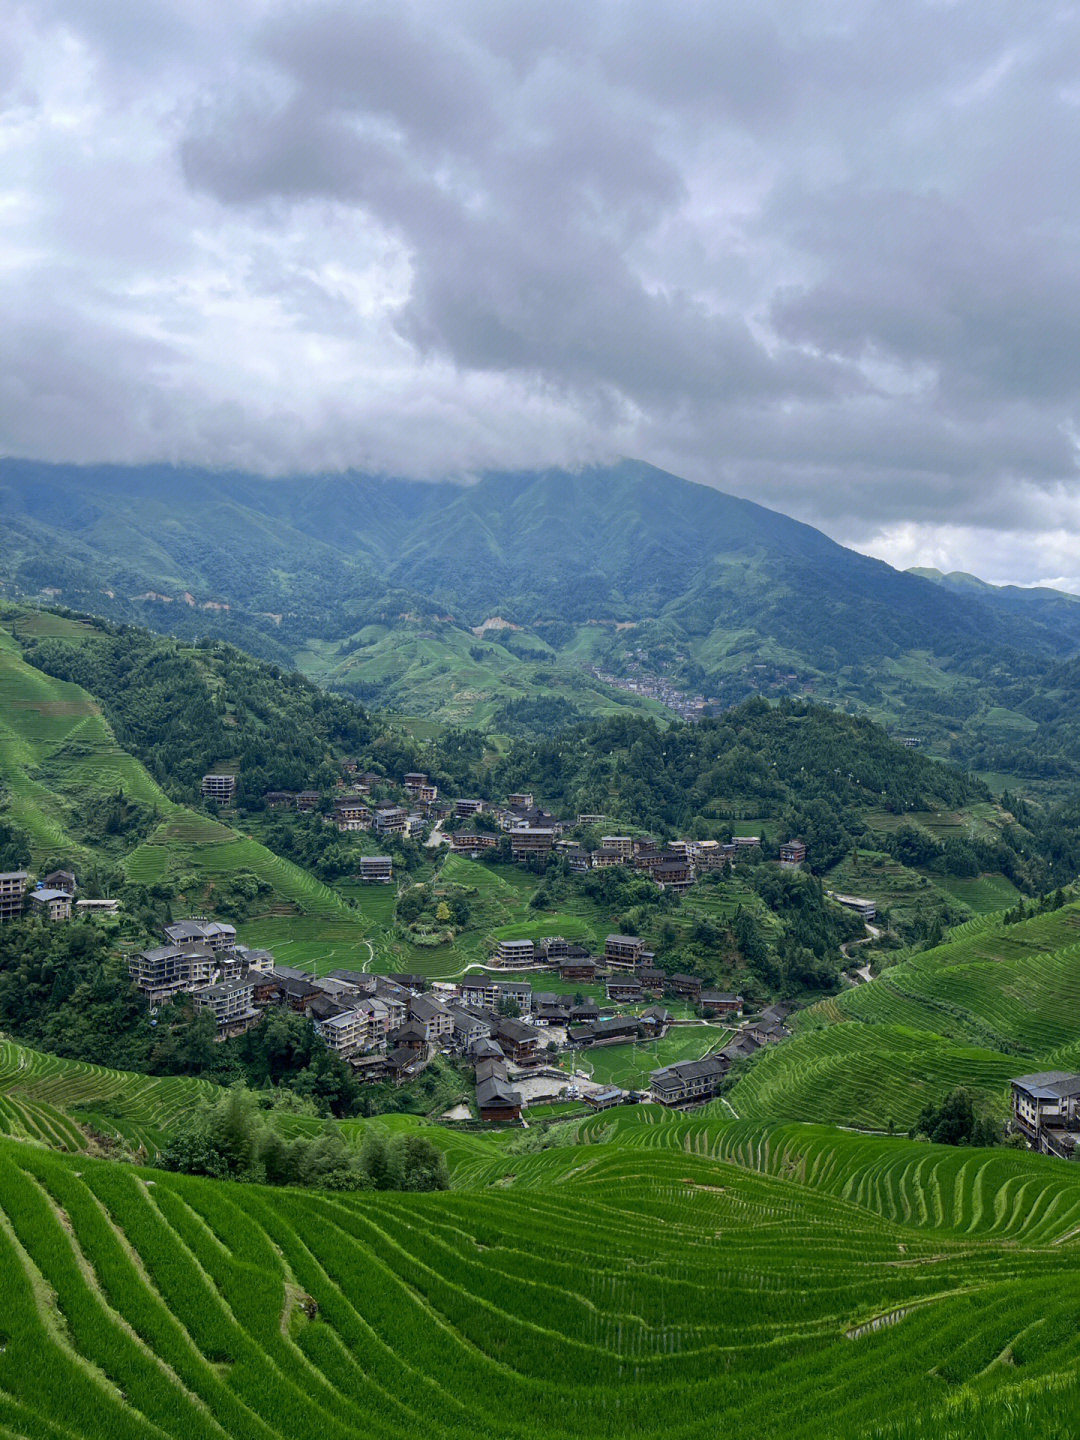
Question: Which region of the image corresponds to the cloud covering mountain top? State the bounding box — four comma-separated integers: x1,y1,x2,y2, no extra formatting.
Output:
3,0,1080,584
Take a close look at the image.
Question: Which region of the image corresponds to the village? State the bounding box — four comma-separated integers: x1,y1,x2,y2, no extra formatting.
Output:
0,761,905,1131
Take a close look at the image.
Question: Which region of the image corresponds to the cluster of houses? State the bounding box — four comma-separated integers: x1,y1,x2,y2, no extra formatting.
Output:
647,1004,792,1107
0,869,119,925
448,822,793,887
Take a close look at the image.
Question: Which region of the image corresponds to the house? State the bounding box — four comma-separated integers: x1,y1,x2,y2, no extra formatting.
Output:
606,976,643,1003
294,789,321,812
638,966,667,993
590,848,626,869
194,977,257,1034
386,1046,426,1085
403,772,428,789
604,934,644,972
571,1002,600,1024
264,791,294,809
567,852,593,873
536,935,570,961
164,919,237,954
577,813,606,826
44,869,76,895
639,1005,671,1036
496,981,533,1011
507,791,534,810
450,1007,491,1048
315,1004,379,1058
359,855,393,884
386,973,427,993
475,1057,522,1122
455,798,484,819
28,887,72,922
469,1035,505,1063
238,946,274,974
74,898,120,914
584,1086,625,1110
699,990,743,1019
491,1017,540,1064
1010,1072,1080,1151
779,840,806,868
374,806,407,836
201,774,236,803
533,1001,571,1027
649,1055,728,1106
732,835,761,850
828,892,877,921
666,973,703,999
0,871,28,923
692,841,726,871
333,800,372,832
509,828,555,861
633,835,658,857
450,831,497,854
653,857,692,892
721,1032,763,1062
590,1017,642,1044
128,945,215,1007
601,835,634,858
461,979,500,1011
408,994,455,1045
274,972,323,1015
493,938,534,969
558,955,597,982
393,1019,431,1053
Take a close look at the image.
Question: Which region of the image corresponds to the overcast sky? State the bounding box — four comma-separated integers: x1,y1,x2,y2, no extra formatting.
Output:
3,1,1080,586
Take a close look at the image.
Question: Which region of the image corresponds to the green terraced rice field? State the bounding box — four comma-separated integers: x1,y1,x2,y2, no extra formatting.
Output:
1,1115,1080,1438
935,872,1022,914
0,1039,213,1153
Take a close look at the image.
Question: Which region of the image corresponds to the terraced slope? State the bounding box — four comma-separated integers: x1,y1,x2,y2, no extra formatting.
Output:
724,904,1080,1131
1,1123,1079,1439
0,1040,214,1154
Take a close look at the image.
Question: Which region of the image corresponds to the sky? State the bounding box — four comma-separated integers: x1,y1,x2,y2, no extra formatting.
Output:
2,0,1080,587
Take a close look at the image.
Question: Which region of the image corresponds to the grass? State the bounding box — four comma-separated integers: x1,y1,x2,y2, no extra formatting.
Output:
564,1024,728,1089
0,1115,1080,1438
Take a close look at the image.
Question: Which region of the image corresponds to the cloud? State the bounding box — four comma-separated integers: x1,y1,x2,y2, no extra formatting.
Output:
2,0,1080,582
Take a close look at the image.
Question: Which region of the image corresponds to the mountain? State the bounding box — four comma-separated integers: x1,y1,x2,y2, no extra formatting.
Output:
5,457,1080,780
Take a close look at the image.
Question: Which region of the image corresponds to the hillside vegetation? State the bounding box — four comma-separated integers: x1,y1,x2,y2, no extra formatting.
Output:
7,459,1080,776
0,1113,1079,1439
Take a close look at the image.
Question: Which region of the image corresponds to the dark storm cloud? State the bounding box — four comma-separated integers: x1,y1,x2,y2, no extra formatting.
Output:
5,0,1080,581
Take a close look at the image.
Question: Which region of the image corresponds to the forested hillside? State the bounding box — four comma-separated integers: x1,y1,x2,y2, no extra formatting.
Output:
7,458,1080,774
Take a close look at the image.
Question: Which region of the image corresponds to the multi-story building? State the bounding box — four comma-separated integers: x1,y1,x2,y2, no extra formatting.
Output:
128,945,215,1007
508,828,554,861
316,1005,378,1058
408,994,455,1045
653,857,693,892
601,835,634,858
699,990,744,1019
577,813,606,826
779,840,807,868
493,938,534,969
507,791,534,810
194,977,257,1034
828,892,877,921
450,831,497,854
374,806,407,836
333,800,372,832
201,774,236,803
1011,1072,1080,1155
295,790,321,812
604,934,644,972
359,855,393,883
650,1055,728,1107
0,869,23,916
28,888,72,922
455,798,484,819
43,869,77,895
164,919,237,954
